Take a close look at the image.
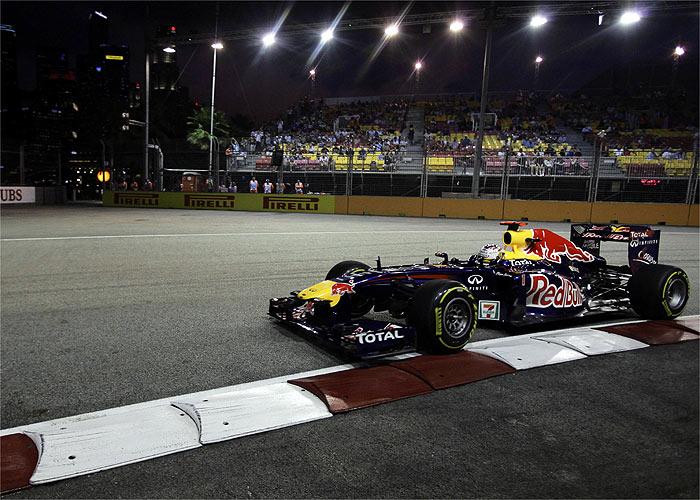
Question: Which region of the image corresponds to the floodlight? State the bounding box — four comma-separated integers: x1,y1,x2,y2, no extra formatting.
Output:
309,69,316,76
414,61,422,70
262,32,276,47
530,15,547,28
163,47,176,53
535,56,543,63
449,20,464,32
211,42,224,50
321,28,333,43
385,24,399,37
619,10,641,25
674,45,685,57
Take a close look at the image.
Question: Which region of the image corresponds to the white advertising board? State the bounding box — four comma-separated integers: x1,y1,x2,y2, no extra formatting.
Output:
0,186,35,203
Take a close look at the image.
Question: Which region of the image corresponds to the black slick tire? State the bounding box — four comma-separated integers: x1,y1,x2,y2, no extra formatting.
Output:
408,280,478,354
628,264,690,319
325,260,369,280
325,260,372,317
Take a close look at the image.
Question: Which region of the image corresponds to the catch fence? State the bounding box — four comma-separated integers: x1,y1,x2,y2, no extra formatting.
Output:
2,146,697,204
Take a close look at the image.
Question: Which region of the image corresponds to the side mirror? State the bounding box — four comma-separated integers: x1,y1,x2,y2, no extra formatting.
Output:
435,252,449,264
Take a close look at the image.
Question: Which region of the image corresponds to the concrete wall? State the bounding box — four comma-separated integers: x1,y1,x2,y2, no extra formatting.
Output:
333,197,699,227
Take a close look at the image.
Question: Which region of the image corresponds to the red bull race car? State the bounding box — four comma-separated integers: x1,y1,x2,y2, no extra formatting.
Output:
269,222,690,359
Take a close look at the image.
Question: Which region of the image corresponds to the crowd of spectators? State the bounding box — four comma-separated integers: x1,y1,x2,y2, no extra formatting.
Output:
423,89,695,162
244,98,409,158
422,91,581,157
549,89,697,152
223,88,696,178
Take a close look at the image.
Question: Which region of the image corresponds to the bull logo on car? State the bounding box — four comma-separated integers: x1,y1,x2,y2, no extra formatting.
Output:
331,282,353,296
528,229,596,264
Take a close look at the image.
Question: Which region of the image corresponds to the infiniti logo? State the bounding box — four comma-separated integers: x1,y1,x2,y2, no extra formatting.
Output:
467,275,484,285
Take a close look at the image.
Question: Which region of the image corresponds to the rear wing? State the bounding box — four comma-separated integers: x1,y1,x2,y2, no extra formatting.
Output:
570,224,660,272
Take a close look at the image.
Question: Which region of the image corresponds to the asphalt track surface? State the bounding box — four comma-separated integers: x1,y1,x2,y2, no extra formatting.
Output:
1,205,698,499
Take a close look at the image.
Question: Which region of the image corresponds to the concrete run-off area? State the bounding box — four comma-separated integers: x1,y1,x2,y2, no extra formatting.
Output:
1,205,698,498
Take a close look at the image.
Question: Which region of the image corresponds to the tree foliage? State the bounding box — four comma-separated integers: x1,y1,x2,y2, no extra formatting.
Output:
186,108,233,150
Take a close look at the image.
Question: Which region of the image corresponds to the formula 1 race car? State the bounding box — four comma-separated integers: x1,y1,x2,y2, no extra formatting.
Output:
269,222,690,358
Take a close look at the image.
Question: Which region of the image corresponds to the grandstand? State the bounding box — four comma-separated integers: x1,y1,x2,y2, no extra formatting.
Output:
158,89,696,203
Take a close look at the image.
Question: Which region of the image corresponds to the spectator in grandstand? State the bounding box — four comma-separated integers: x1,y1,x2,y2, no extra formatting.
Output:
249,176,259,193
263,179,273,194
408,124,415,145
571,158,582,174
228,182,237,193
358,148,367,162
661,148,676,160
318,153,330,169
276,180,285,194
225,142,234,170
646,150,657,160
554,157,565,175
295,179,304,194
219,183,228,193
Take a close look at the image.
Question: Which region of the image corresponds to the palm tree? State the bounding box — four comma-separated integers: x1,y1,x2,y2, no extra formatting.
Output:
186,108,233,150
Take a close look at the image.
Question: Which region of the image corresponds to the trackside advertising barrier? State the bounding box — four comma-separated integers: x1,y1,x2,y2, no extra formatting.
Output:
1,187,35,204
102,192,699,226
102,192,336,214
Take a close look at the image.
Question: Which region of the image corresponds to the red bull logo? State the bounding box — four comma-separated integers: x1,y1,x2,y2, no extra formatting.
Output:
527,229,595,264
331,282,354,296
527,274,583,309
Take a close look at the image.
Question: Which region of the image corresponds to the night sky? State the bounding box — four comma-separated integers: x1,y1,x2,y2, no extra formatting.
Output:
2,1,698,121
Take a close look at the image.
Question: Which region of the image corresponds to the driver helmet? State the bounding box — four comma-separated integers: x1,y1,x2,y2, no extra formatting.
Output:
478,244,501,261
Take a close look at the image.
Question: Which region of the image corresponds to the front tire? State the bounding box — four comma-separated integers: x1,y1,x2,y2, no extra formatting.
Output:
408,280,478,354
326,260,372,317
325,260,369,280
628,264,690,319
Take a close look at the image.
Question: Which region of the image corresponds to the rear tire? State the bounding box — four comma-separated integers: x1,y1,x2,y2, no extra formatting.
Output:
325,260,372,317
408,280,478,354
628,264,690,319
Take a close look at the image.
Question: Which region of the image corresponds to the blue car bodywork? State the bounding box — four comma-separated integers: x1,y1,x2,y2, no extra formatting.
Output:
269,223,662,358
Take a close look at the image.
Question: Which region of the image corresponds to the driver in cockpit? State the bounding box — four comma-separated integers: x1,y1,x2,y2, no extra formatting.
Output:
478,244,501,262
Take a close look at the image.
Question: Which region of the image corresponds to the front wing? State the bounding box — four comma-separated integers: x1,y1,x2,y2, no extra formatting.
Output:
269,296,416,358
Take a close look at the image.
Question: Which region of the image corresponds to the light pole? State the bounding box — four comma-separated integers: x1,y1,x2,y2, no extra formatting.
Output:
414,60,422,92
208,42,223,175
144,11,150,183
309,68,316,97
471,5,494,198
672,45,685,87
534,55,543,89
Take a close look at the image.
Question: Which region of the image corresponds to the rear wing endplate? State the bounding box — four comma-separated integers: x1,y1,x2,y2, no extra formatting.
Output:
570,224,660,273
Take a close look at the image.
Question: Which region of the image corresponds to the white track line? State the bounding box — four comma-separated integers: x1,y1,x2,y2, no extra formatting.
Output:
1,230,694,243
0,230,502,242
